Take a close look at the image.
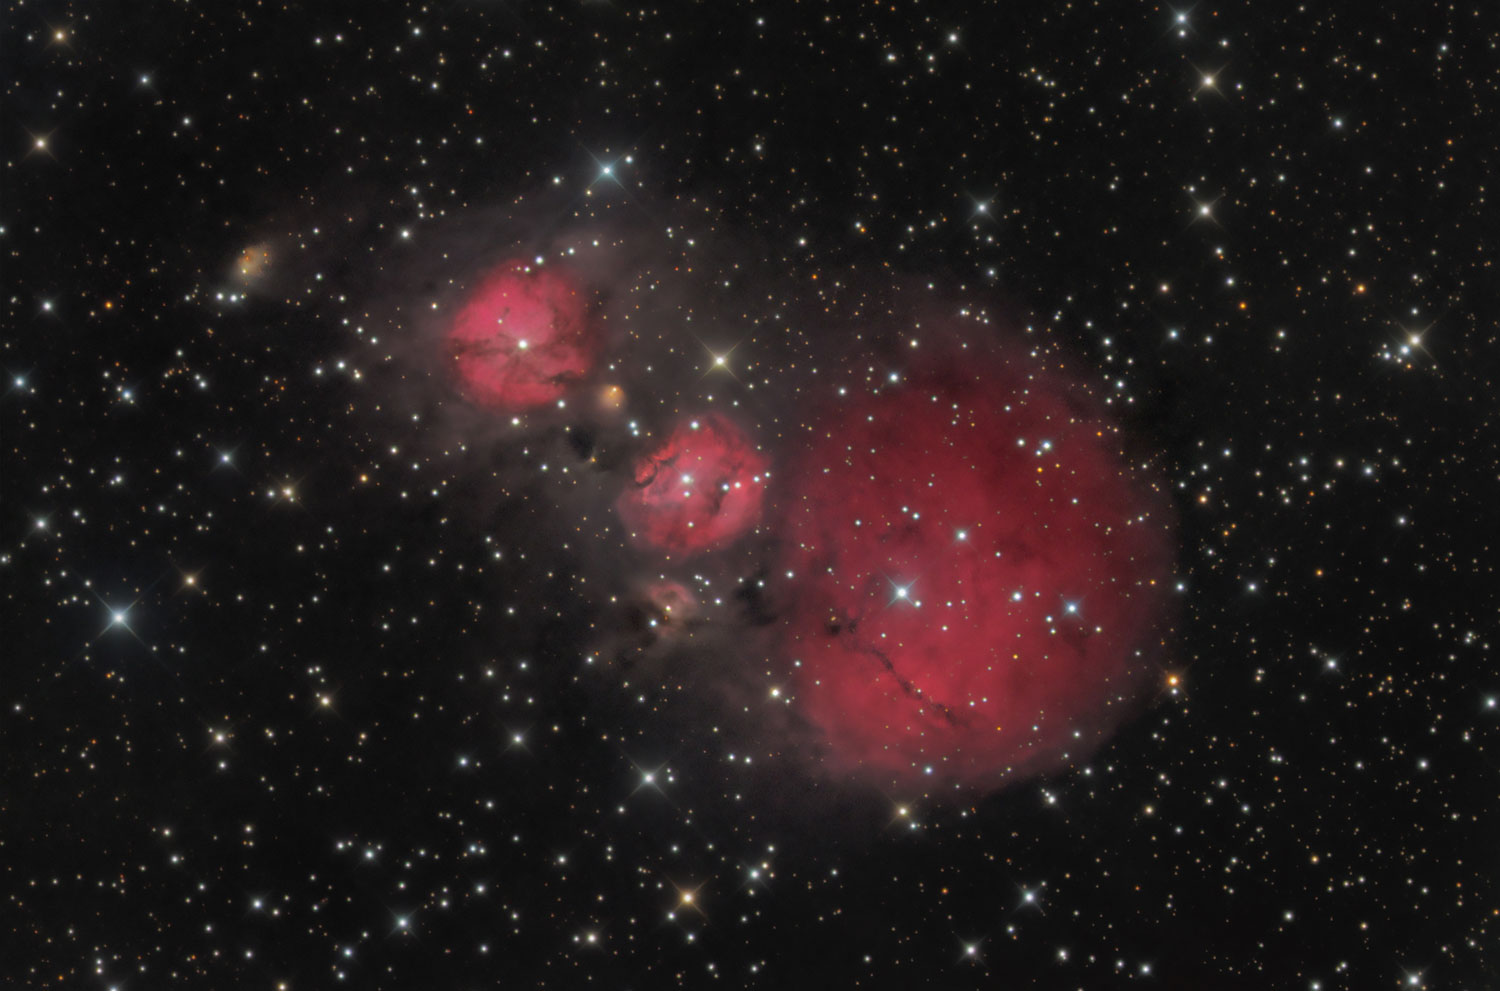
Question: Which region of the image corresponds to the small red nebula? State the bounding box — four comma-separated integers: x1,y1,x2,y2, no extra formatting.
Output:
616,414,769,554
446,260,595,410
777,357,1176,792
643,579,699,625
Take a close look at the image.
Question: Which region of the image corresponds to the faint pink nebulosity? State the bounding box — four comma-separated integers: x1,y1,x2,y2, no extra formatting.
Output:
644,578,698,625
777,357,1176,792
446,259,595,410
616,414,769,554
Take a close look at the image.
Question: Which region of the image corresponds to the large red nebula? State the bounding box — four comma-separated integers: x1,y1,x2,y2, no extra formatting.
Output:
777,357,1175,792
616,414,769,554
446,260,596,410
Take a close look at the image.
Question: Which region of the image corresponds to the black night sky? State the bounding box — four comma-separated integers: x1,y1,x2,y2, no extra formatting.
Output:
5,3,1497,989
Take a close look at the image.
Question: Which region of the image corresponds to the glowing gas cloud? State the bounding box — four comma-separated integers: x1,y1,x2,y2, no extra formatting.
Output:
775,355,1176,791
446,259,597,411
615,414,769,554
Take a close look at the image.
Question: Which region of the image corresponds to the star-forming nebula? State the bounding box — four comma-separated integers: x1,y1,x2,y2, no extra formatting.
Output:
446,258,597,410
776,354,1176,791
615,413,769,555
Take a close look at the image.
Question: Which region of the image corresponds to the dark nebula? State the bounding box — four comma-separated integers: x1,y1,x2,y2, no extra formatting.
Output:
615,413,770,554
776,352,1176,791
445,258,596,410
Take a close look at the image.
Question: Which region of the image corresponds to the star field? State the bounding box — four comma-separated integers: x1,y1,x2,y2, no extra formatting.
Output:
4,3,1497,989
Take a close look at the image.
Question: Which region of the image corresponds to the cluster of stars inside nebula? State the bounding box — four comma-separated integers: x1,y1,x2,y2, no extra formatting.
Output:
615,413,769,554
778,359,1175,789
